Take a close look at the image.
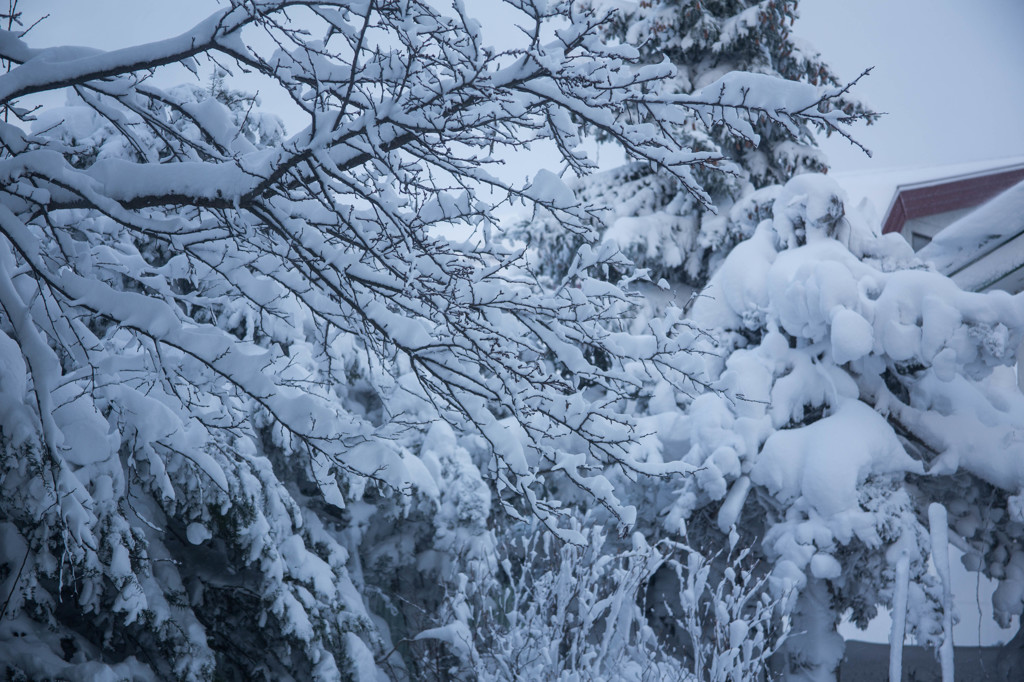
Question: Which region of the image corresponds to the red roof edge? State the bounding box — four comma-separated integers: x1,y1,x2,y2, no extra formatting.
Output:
882,195,906,235
881,166,1024,235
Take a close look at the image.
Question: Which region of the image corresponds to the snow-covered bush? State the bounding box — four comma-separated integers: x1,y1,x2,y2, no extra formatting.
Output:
650,172,1024,679
465,520,788,682
475,522,680,681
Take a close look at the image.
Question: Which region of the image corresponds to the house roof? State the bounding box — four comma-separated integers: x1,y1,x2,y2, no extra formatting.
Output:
880,163,1024,236
834,156,1024,234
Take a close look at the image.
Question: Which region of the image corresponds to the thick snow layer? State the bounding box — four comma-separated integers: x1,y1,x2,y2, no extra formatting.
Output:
753,402,921,518
830,308,874,364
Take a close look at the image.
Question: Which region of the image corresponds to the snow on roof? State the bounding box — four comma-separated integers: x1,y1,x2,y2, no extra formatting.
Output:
834,155,1024,230
917,178,1024,291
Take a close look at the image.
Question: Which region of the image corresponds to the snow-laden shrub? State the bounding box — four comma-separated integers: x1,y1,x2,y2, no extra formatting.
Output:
662,541,792,682
436,520,790,682
643,172,1024,679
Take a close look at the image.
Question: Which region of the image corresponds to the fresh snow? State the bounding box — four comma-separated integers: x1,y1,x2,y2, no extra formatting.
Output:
4,1,1023,681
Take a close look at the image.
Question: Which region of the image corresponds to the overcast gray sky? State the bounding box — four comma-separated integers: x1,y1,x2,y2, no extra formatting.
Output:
796,0,1024,172
25,0,1024,175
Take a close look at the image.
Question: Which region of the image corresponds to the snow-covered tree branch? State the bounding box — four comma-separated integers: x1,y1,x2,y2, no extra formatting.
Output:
0,1,875,679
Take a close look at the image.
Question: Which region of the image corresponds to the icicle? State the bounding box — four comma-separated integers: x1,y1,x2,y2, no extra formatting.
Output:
889,554,910,682
929,502,955,681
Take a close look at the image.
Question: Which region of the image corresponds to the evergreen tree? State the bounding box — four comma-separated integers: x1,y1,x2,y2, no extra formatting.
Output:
519,0,876,288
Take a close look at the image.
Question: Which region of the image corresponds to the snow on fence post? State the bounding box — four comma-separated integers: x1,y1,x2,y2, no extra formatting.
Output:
929,502,955,681
889,554,910,682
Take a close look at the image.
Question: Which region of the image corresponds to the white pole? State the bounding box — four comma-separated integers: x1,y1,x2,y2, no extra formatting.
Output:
929,502,955,681
889,554,910,682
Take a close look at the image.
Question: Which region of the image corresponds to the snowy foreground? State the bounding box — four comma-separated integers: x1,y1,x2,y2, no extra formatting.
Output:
2,1,1024,680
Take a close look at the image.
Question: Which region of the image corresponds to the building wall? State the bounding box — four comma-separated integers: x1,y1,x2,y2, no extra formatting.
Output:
902,208,975,250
